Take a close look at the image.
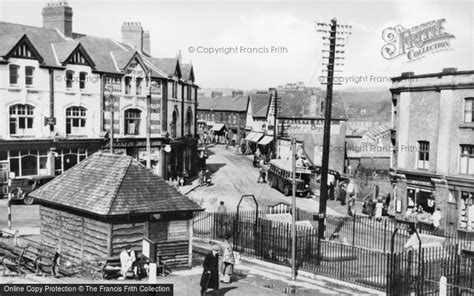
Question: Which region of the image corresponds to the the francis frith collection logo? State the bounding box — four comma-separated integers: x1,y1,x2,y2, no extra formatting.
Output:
381,19,455,61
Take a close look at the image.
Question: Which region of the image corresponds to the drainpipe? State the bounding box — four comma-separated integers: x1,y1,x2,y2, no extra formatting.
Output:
48,68,55,176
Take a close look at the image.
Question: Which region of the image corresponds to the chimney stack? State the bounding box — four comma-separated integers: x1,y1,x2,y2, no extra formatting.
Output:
211,91,223,98
143,31,151,54
42,1,73,38
121,22,143,52
232,90,244,98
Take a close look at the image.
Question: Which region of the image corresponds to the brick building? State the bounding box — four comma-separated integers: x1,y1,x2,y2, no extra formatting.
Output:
390,68,474,234
197,91,248,145
0,2,198,195
274,89,348,173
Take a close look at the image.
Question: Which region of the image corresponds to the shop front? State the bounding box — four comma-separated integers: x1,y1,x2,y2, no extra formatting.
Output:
446,176,474,239
391,170,459,233
0,139,103,196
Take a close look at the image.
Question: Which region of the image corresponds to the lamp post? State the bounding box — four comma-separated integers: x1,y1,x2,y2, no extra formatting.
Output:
291,138,297,280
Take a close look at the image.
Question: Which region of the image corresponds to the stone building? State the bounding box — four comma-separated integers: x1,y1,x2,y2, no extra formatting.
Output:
0,2,199,195
390,68,474,234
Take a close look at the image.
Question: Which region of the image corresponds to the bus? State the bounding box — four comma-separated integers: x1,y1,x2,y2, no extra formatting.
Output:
267,159,312,197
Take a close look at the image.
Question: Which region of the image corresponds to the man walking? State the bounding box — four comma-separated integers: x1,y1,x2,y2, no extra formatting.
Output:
200,245,220,296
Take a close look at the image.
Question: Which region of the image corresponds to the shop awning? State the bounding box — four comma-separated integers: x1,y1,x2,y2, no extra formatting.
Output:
249,132,264,143
245,132,257,141
211,123,225,132
258,136,273,146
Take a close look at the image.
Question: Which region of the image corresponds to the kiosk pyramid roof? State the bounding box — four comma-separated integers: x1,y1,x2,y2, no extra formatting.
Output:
31,153,202,217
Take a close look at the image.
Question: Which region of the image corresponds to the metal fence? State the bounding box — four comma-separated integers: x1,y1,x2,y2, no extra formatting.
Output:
387,245,474,295
194,210,474,292
193,210,388,290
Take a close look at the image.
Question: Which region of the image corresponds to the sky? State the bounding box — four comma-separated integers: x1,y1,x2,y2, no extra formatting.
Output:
0,0,473,90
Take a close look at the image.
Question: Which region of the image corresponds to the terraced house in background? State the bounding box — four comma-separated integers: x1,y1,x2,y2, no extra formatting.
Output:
0,1,199,196
197,90,248,145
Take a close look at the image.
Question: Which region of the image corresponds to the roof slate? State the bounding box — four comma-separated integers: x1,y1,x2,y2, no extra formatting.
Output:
52,42,79,64
249,93,270,118
0,22,65,66
198,95,249,112
278,90,348,120
148,57,179,76
0,33,25,56
0,21,188,79
30,153,202,217
181,63,194,81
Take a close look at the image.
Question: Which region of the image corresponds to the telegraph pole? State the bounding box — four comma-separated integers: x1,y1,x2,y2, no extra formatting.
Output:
316,18,351,265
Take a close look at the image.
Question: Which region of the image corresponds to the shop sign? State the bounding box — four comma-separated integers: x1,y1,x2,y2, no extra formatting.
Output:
282,119,340,135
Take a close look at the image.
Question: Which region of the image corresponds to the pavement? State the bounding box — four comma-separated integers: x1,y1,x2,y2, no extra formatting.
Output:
193,238,384,296
0,236,384,296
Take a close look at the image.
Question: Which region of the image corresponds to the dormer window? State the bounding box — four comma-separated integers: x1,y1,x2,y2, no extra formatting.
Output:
79,72,87,89
9,65,19,85
66,70,74,89
25,66,34,86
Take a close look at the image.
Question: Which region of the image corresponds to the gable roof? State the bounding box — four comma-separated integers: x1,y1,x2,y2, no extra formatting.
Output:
0,22,65,66
198,94,249,112
30,153,202,217
0,33,44,64
148,57,181,78
181,63,194,82
53,42,95,68
278,90,348,120
0,21,182,79
0,33,25,56
249,93,270,118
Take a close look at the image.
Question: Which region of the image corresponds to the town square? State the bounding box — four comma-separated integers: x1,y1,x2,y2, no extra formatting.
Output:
0,0,473,295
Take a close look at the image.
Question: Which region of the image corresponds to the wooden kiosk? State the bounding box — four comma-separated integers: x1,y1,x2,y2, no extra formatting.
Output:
31,153,203,270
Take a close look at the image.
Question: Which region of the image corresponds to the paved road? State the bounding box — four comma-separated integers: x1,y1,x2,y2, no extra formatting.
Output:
0,199,39,236
1,258,373,296
188,145,341,216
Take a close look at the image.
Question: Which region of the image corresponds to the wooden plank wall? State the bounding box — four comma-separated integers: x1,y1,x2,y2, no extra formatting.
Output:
40,206,109,266
110,222,146,257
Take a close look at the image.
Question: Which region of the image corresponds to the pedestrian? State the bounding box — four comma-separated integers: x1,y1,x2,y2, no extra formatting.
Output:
224,130,229,149
220,235,235,284
217,201,227,214
328,182,335,200
217,201,227,238
200,245,220,296
366,198,376,219
375,198,384,221
257,165,266,183
119,244,140,280
432,207,442,233
348,193,356,217
199,169,205,187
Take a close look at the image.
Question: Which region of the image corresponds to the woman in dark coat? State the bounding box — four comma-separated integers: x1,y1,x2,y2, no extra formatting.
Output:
200,245,220,296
